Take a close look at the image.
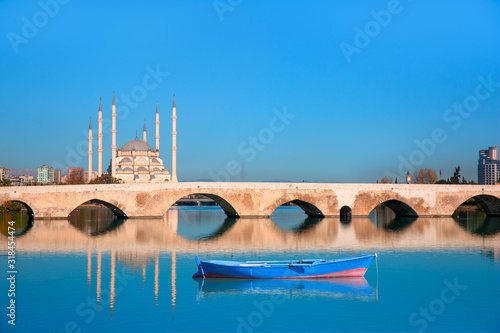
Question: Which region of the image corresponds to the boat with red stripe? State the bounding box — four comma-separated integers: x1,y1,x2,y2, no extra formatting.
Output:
193,254,378,279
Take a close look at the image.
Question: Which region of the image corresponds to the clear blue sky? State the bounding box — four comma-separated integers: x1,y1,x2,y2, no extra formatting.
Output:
1,0,499,182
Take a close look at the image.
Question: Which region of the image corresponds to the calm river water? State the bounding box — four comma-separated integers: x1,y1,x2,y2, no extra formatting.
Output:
1,206,500,332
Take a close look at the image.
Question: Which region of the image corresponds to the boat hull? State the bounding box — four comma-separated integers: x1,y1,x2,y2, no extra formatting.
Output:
193,254,376,279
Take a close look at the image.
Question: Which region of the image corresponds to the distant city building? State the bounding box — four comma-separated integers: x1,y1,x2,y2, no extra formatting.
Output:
10,174,34,186
0,167,10,181
37,165,54,184
53,169,61,184
37,165,61,184
84,170,98,183
88,93,177,184
478,146,500,185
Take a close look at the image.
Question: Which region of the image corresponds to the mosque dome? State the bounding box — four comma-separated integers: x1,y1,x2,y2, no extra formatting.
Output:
120,138,154,152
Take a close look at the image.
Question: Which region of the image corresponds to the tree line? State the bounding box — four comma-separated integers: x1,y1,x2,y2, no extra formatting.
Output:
380,166,477,184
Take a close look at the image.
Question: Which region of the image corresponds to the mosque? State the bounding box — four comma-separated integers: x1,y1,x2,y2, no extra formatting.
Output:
87,92,178,183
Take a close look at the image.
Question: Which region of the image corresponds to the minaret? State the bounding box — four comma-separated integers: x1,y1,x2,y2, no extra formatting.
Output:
98,97,103,176
142,118,147,143
155,101,160,151
111,91,117,178
171,94,178,182
88,116,93,182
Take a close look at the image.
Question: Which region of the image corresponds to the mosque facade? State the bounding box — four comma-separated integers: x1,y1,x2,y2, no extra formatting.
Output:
88,93,178,183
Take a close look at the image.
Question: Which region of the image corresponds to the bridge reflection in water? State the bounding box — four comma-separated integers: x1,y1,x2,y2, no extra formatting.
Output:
1,207,500,320
2,207,500,253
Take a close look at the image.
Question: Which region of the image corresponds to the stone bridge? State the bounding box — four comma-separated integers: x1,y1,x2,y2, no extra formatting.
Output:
1,182,500,219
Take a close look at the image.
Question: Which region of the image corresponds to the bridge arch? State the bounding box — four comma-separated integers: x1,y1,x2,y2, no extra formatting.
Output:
0,200,35,218
0,200,35,237
368,199,419,217
269,198,325,217
454,194,500,216
340,206,352,217
171,193,239,217
67,199,128,218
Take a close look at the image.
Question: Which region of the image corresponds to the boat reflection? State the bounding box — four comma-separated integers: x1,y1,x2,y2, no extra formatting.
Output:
194,277,377,302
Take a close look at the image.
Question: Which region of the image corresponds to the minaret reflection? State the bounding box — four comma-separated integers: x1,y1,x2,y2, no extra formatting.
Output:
142,263,146,289
171,251,176,317
87,248,92,292
96,250,102,311
165,209,178,233
110,250,116,318
154,251,159,307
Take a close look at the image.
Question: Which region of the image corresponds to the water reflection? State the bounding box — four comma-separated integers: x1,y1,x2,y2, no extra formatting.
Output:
83,248,167,318
270,207,326,233
271,206,312,231
194,277,377,302
68,206,125,236
175,207,235,240
0,210,33,237
453,210,500,236
2,207,500,323
340,216,351,225
368,206,417,232
198,217,239,240
5,208,499,256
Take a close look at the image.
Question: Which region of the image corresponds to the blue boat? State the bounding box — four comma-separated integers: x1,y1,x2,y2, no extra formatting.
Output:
194,277,377,302
193,254,377,279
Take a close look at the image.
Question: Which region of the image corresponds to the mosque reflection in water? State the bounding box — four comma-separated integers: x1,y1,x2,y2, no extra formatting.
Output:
1,204,500,319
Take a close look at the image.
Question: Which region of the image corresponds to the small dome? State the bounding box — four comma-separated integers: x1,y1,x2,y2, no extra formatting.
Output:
123,167,133,171
121,157,132,163
120,139,153,152
138,167,148,171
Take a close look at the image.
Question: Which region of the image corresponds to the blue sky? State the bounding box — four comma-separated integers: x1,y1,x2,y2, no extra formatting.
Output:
0,0,499,182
